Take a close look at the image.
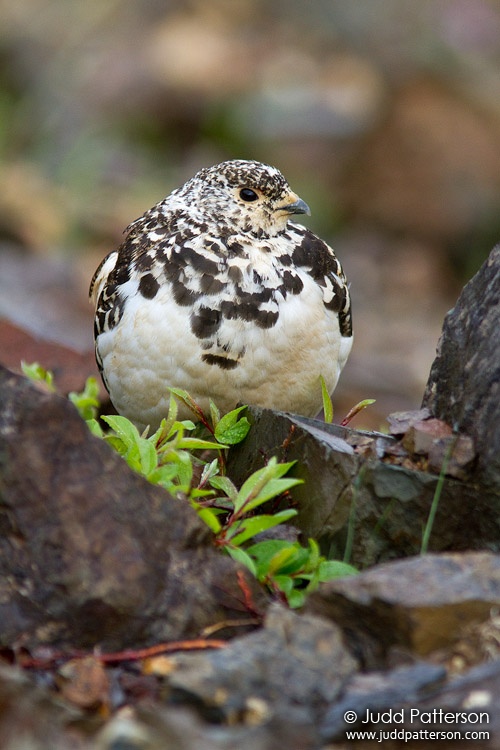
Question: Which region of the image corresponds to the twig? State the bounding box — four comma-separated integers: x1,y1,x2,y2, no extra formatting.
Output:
19,638,227,670
201,618,261,636
236,570,262,618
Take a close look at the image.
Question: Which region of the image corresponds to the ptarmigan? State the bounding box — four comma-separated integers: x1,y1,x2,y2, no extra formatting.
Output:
90,160,352,431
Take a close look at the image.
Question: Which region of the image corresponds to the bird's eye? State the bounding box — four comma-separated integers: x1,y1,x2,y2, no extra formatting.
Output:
239,188,259,202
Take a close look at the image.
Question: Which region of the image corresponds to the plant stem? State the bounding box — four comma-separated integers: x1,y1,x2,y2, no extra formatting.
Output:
420,437,457,554
344,468,364,564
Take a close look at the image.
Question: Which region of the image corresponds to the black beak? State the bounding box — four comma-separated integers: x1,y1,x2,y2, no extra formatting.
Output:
281,197,311,216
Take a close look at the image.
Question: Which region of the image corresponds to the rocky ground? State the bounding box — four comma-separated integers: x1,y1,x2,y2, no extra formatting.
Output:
0,245,498,748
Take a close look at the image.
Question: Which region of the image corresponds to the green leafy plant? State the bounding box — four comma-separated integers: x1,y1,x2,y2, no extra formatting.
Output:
196,457,300,561
68,376,100,421
21,361,56,392
320,373,376,427
246,538,357,608
22,364,358,605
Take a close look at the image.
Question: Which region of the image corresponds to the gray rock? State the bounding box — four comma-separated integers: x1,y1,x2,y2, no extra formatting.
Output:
322,661,500,748
0,663,79,750
411,660,500,741
227,407,500,567
307,552,500,663
0,365,266,650
321,661,446,740
423,245,500,489
227,410,359,542
168,604,358,728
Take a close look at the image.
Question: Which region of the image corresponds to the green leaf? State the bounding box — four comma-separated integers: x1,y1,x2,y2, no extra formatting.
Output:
168,386,193,403
168,387,206,420
101,415,159,476
209,399,221,429
179,420,197,431
68,376,100,421
209,475,239,502
214,405,246,433
104,434,128,455
177,436,227,451
275,546,311,576
266,544,306,576
149,419,169,447
214,406,251,445
21,361,56,392
86,418,104,438
176,453,194,488
137,438,158,475
216,417,251,445
318,560,358,581
227,509,297,547
246,539,290,572
189,488,216,500
320,375,334,423
157,395,179,441
234,458,301,514
287,588,307,609
272,574,294,596
147,463,179,489
240,477,302,515
226,546,257,577
194,505,223,533
101,415,141,446
306,538,321,571
198,458,219,488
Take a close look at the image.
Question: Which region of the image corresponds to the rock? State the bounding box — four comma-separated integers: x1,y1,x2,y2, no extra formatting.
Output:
387,408,432,436
0,365,266,650
95,704,232,750
401,418,452,455
427,433,476,480
227,407,500,567
385,409,477,479
0,663,80,750
97,702,318,750
307,552,500,664
227,409,359,542
167,603,357,731
410,660,500,740
423,245,500,490
322,661,500,746
321,661,446,740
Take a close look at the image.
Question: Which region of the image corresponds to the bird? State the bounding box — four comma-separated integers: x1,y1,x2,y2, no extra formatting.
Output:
90,159,352,432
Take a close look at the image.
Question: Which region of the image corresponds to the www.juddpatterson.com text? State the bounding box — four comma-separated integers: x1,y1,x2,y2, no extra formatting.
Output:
343,708,489,725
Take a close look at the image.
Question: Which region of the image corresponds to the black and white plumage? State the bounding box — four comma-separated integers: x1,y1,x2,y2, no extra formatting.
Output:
90,160,352,431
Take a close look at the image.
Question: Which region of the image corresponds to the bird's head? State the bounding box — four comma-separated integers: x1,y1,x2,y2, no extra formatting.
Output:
177,159,310,237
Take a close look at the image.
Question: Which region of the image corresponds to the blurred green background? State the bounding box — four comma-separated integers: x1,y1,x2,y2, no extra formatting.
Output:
1,0,500,426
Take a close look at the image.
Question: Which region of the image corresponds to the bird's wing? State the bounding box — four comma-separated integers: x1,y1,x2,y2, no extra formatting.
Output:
288,225,352,338
89,251,118,307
